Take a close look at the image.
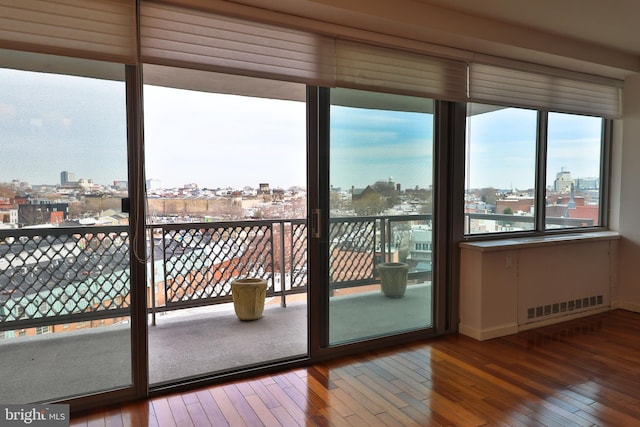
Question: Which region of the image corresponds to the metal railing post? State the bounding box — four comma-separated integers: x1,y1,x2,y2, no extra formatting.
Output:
161,226,168,320
150,227,156,327
280,222,286,308
269,223,276,297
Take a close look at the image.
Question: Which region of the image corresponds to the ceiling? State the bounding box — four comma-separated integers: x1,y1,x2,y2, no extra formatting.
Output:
224,0,640,78
414,0,640,57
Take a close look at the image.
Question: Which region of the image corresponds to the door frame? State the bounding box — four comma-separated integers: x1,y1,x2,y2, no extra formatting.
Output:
307,87,461,361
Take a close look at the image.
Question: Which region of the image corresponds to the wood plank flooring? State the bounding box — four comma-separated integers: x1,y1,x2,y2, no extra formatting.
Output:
71,309,640,426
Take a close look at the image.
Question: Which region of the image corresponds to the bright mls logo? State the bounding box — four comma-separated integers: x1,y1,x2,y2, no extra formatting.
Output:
1,405,69,426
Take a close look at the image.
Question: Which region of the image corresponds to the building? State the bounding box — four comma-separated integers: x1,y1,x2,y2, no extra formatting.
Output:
145,179,161,191
0,208,17,225
405,224,432,272
60,171,76,187
1,0,640,418
554,167,574,193
575,176,599,190
495,195,534,215
18,202,68,226
112,180,128,190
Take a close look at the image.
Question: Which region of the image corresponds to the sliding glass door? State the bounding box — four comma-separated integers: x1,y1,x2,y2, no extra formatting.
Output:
142,66,309,385
326,88,435,345
0,50,133,403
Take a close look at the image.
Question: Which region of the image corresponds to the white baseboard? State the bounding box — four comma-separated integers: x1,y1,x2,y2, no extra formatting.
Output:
618,301,640,313
459,323,518,341
459,307,618,340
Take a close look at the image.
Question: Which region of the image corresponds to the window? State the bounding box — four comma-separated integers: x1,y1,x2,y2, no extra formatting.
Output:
13,306,25,319
465,103,608,235
36,326,50,335
465,105,538,234
38,302,49,315
546,113,603,230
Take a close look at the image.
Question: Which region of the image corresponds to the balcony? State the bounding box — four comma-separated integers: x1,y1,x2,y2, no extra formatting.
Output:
0,215,432,404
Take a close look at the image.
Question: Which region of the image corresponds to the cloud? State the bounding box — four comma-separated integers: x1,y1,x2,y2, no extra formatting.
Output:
43,111,73,130
26,112,74,130
0,103,16,122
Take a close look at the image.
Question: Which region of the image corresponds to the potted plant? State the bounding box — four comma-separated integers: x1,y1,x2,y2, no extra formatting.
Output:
230,277,268,320
377,262,409,298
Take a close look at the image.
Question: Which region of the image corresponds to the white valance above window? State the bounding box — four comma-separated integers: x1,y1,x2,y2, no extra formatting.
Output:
335,40,467,102
0,0,136,64
139,1,336,86
0,0,625,117
469,62,622,118
139,2,467,100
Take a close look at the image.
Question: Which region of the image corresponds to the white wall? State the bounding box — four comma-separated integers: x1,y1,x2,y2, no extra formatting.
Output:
617,74,640,311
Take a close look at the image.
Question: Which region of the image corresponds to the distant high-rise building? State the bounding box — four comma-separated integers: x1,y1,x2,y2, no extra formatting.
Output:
60,171,76,186
575,177,599,190
146,179,161,190
554,167,574,193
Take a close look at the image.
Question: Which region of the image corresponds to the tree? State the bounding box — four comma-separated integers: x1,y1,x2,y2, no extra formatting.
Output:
330,191,344,211
0,183,15,199
503,207,513,215
479,187,498,207
353,192,386,216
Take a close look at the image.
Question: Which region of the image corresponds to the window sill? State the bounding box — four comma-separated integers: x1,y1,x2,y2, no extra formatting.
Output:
459,230,620,252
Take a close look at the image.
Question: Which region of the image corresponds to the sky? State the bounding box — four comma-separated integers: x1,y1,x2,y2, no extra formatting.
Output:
330,106,433,190
0,68,127,187
0,67,602,192
466,106,602,190
143,85,306,189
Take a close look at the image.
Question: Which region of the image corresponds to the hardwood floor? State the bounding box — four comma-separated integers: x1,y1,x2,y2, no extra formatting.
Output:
71,309,640,426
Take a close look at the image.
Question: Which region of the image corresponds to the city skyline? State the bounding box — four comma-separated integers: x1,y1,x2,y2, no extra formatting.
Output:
1,68,602,193
466,106,602,191
0,68,128,187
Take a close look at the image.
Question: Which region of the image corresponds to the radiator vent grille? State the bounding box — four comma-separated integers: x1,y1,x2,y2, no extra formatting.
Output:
527,295,604,320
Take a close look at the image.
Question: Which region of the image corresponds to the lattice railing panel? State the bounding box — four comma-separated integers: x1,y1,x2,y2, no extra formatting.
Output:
0,227,130,330
160,223,275,305
329,219,376,284
290,222,308,290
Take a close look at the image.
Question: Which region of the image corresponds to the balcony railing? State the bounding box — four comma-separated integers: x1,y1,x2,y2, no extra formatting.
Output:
147,214,431,322
465,212,595,234
0,214,432,333
0,226,130,332
329,214,432,289
146,219,309,324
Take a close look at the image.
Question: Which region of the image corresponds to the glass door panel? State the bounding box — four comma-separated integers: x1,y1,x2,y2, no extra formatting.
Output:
328,88,434,345
0,51,132,403
142,66,308,385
